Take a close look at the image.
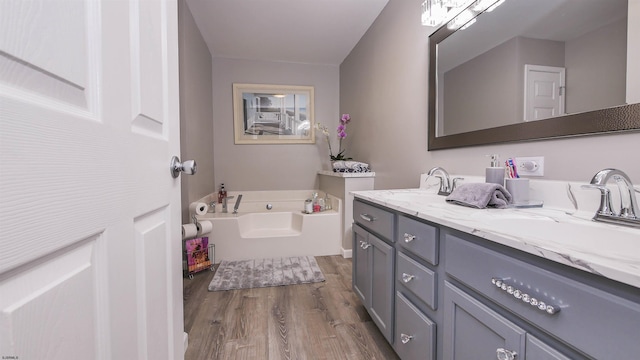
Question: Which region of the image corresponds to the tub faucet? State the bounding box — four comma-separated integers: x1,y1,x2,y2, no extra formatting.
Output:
582,168,640,228
222,196,234,213
233,194,243,214
427,167,463,196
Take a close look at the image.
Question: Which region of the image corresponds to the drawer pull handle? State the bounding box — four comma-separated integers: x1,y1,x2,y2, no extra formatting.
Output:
360,241,371,250
403,233,416,243
496,348,517,360
402,273,415,283
492,278,560,315
360,213,376,222
400,333,413,344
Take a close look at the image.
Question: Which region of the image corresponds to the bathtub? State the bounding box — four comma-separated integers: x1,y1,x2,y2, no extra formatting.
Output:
192,190,342,262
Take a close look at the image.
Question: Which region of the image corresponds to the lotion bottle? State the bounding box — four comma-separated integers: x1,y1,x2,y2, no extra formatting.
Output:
485,154,505,186
218,183,227,204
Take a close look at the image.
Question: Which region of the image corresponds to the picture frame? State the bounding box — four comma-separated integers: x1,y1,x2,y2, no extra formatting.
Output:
233,83,315,144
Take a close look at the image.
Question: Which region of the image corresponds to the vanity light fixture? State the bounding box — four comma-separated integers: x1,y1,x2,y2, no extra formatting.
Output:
422,0,506,28
421,0,447,27
421,0,474,27
448,9,476,30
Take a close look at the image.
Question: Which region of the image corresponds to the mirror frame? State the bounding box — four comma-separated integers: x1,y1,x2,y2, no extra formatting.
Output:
428,16,640,151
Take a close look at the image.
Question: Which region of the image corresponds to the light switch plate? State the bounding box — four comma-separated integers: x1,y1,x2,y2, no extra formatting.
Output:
514,156,544,176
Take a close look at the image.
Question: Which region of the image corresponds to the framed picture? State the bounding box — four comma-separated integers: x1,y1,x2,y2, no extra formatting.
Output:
233,83,315,144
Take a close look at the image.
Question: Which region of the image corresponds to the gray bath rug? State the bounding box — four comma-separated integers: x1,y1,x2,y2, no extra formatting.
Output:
208,256,325,291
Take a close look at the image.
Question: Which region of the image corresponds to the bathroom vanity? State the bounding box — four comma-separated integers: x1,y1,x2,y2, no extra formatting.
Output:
352,186,640,360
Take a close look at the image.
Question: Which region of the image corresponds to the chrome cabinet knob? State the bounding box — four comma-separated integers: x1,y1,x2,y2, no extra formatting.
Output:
402,273,415,283
400,333,413,344
403,233,416,243
360,241,371,250
170,156,197,178
496,348,517,360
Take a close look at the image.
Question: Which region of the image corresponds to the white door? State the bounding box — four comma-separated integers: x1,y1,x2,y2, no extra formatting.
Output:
0,1,183,359
524,64,566,121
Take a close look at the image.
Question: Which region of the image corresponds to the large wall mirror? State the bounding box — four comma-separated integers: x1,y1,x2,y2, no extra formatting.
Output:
428,0,640,150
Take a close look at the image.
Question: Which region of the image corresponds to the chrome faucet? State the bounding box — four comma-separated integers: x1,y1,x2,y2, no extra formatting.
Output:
222,195,234,213
232,194,243,214
427,167,463,196
582,168,640,228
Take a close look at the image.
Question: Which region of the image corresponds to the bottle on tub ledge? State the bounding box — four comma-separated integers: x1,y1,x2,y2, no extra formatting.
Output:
217,183,227,204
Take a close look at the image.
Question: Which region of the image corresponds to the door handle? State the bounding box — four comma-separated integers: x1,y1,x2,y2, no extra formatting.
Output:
170,156,197,178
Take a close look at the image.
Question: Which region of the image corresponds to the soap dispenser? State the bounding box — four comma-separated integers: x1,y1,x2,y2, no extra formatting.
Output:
486,154,505,186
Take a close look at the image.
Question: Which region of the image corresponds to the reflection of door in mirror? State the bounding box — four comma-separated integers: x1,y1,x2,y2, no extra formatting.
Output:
524,64,565,122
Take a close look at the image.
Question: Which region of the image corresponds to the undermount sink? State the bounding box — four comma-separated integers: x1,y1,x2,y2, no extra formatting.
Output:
382,191,447,205
480,217,640,259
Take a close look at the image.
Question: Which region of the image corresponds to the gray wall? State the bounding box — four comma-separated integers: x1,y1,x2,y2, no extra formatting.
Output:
565,17,627,114
340,0,640,190
179,0,214,223
211,58,340,192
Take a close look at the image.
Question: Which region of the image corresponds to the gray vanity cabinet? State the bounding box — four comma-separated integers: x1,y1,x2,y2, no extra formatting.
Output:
352,222,395,343
353,198,640,359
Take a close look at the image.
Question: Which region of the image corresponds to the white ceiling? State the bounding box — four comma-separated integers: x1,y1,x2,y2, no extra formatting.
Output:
184,0,390,65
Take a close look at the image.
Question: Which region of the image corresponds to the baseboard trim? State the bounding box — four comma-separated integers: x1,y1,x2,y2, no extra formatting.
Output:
341,248,352,258
183,331,188,354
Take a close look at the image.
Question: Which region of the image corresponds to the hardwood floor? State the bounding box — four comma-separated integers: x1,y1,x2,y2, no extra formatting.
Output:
183,255,400,360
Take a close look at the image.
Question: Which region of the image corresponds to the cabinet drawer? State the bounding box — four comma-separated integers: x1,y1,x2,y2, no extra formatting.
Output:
397,215,438,265
397,251,437,310
353,200,394,241
445,233,640,359
394,292,436,360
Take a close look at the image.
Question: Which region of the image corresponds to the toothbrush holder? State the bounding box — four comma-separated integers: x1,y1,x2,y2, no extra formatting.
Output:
505,178,529,204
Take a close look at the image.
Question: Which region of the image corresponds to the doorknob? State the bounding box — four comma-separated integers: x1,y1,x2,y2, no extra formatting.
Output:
170,156,197,178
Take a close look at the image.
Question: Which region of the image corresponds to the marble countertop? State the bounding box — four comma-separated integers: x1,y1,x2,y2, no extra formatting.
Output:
352,186,640,289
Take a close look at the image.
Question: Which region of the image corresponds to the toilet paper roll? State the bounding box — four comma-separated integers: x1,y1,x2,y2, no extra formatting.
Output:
182,223,199,240
189,202,209,216
182,221,213,240
197,220,213,235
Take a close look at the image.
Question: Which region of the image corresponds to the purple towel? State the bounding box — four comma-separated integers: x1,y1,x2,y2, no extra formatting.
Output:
445,183,513,209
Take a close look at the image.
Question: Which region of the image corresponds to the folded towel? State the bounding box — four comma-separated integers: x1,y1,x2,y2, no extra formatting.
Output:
445,183,512,209
332,161,370,173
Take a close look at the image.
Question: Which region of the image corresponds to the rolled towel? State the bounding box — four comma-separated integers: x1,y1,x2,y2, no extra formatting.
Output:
445,183,512,209
332,161,370,172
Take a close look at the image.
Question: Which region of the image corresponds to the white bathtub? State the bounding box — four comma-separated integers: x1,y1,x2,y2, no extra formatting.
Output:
193,190,342,262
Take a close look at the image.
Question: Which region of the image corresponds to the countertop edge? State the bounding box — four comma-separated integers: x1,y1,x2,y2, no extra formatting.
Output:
353,190,640,290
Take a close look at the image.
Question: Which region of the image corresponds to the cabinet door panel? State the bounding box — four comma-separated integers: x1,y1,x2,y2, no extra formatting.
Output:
395,292,436,360
526,335,573,360
443,282,525,360
352,224,371,306
369,233,395,343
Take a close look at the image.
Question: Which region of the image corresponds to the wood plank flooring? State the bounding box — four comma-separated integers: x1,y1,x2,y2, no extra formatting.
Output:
183,255,400,360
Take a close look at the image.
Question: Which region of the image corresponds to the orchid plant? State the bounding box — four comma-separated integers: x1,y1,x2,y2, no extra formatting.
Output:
316,114,353,161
